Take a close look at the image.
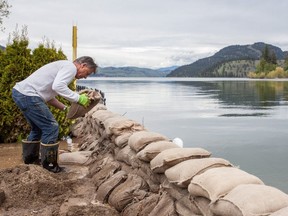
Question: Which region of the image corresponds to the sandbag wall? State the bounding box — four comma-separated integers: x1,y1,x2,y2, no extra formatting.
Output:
70,104,288,216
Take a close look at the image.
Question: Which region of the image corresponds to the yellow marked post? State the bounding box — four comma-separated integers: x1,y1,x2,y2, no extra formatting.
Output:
72,25,77,90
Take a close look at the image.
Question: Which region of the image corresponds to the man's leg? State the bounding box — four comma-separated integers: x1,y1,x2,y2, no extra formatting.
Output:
23,96,61,172
12,89,61,172
12,89,41,164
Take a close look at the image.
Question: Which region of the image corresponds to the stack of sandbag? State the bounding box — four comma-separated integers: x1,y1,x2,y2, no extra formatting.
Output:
69,106,288,216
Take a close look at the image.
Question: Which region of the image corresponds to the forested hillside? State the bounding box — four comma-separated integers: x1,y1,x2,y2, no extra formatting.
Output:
91,66,175,77
167,42,287,77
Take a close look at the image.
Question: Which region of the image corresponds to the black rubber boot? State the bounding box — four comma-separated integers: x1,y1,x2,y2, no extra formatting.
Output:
40,142,63,173
22,139,40,164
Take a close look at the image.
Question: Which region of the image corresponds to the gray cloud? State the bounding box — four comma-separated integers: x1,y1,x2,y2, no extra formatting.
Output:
1,0,288,68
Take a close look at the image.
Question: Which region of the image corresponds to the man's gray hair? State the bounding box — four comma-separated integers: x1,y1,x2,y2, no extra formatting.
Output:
74,56,98,73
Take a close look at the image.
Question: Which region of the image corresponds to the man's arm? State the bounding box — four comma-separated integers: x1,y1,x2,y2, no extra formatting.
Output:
47,98,66,111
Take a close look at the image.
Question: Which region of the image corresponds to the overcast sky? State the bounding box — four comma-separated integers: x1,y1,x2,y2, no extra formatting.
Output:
1,0,288,68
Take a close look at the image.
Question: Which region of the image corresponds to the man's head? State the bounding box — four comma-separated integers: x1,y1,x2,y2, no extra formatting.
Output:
73,56,98,79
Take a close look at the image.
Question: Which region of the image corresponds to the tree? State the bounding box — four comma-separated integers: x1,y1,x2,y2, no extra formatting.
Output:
0,0,11,31
255,45,277,74
0,27,70,143
284,55,288,71
0,27,32,142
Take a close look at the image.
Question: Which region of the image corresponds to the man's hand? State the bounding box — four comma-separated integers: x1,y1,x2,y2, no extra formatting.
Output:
78,94,90,107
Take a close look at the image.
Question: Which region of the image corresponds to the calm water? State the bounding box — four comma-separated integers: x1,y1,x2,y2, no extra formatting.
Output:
78,77,288,193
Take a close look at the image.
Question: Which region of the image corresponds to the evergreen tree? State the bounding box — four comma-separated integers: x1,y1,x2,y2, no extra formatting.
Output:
0,27,32,142
284,56,288,71
0,27,71,143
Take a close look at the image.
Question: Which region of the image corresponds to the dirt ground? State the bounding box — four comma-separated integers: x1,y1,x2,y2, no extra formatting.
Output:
0,142,120,216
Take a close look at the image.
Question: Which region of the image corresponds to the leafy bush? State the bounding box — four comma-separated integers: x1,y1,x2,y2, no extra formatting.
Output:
266,67,288,79
0,27,73,143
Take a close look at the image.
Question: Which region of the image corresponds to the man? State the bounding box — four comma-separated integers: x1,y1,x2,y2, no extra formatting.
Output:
12,56,97,173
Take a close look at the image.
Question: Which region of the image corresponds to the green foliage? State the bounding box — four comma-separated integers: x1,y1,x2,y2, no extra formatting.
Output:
0,27,32,142
31,38,66,71
255,59,277,73
248,67,288,79
248,45,280,79
262,45,277,65
0,27,71,143
284,56,288,71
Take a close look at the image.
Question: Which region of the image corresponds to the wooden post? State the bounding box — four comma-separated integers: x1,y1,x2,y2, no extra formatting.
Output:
72,25,77,90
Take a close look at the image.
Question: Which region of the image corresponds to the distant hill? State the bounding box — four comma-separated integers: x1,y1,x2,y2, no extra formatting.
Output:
0,45,5,50
92,66,178,77
167,42,287,77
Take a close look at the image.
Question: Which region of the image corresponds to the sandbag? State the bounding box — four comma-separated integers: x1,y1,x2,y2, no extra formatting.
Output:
108,174,148,211
96,170,127,203
59,151,92,165
92,110,120,125
193,196,214,216
103,115,144,136
67,89,102,119
150,148,211,174
175,196,202,216
270,206,288,216
115,145,139,166
148,192,177,216
128,131,169,153
136,140,180,162
210,184,288,216
121,193,160,216
114,132,133,148
90,159,121,188
87,103,107,116
161,180,201,215
165,157,232,188
188,167,264,201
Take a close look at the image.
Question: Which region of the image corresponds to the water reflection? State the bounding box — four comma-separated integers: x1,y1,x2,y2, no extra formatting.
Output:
79,78,288,119
175,80,288,117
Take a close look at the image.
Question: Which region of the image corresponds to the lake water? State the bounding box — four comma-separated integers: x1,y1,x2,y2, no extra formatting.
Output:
77,77,288,193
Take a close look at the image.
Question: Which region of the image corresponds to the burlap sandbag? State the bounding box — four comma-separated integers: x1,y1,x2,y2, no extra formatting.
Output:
115,145,138,166
188,167,264,201
108,174,148,211
59,151,92,165
96,170,128,203
114,132,133,148
90,159,121,189
161,180,201,215
270,206,288,216
87,103,107,116
122,193,160,216
165,157,232,187
103,115,144,136
92,109,120,125
175,195,202,216
136,140,180,162
128,131,169,153
210,184,288,216
193,196,214,216
67,89,102,119
150,148,211,174
148,192,177,216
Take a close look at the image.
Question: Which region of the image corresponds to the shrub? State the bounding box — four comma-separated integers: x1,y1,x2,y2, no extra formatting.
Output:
0,27,72,143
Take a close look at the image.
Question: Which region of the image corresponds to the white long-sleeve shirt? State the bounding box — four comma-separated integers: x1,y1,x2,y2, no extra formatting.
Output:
14,60,80,103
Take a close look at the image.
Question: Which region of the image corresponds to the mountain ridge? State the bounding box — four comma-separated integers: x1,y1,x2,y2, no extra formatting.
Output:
167,42,287,77
91,66,177,77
